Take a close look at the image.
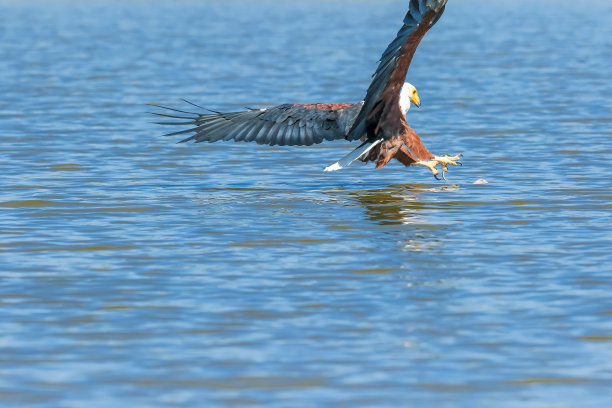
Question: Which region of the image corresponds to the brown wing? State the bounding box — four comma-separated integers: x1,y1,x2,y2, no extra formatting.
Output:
150,102,359,146
348,0,447,141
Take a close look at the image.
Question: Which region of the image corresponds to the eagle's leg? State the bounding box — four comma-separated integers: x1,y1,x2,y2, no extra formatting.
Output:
401,126,435,162
365,130,462,177
400,125,461,179
393,144,462,181
394,145,418,166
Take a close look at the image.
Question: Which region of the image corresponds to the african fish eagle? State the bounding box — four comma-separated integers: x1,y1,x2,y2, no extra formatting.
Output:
151,0,461,179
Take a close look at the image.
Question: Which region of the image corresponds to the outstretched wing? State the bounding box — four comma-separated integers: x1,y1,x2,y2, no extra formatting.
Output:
348,0,447,141
150,102,360,147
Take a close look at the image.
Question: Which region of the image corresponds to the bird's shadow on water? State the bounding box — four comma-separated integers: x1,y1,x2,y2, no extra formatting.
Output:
342,183,459,227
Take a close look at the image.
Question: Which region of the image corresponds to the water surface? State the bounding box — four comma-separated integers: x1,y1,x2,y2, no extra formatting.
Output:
1,0,611,406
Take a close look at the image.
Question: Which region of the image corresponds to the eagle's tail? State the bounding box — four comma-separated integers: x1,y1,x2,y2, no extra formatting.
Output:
324,139,382,172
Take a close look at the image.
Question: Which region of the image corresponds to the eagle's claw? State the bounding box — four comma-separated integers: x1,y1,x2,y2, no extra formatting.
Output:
414,154,462,180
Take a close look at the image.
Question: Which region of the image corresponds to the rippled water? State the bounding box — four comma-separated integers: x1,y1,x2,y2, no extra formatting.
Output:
1,0,612,406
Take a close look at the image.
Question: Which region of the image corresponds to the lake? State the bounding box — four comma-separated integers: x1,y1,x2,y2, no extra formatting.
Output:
1,0,611,406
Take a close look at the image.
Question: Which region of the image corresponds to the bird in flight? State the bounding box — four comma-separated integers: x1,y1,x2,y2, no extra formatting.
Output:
151,0,460,179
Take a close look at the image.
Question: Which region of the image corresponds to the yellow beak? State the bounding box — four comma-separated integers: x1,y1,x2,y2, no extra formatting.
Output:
410,93,421,108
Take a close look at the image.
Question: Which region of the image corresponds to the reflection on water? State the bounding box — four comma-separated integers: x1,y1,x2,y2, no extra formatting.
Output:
349,184,460,225
350,185,425,225
1,0,612,407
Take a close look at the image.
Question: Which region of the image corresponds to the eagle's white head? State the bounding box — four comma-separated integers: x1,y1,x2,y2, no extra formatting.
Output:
399,82,421,115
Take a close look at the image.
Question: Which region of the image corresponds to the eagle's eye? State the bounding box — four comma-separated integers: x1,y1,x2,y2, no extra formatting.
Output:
412,90,417,95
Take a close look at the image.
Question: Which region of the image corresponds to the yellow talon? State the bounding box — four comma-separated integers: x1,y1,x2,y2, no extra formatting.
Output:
435,155,461,168
414,159,440,176
414,154,462,180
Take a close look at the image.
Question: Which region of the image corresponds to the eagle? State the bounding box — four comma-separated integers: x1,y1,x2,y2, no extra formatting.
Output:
151,0,461,179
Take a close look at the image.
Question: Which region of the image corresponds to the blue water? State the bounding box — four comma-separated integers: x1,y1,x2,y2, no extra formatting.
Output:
1,0,612,406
